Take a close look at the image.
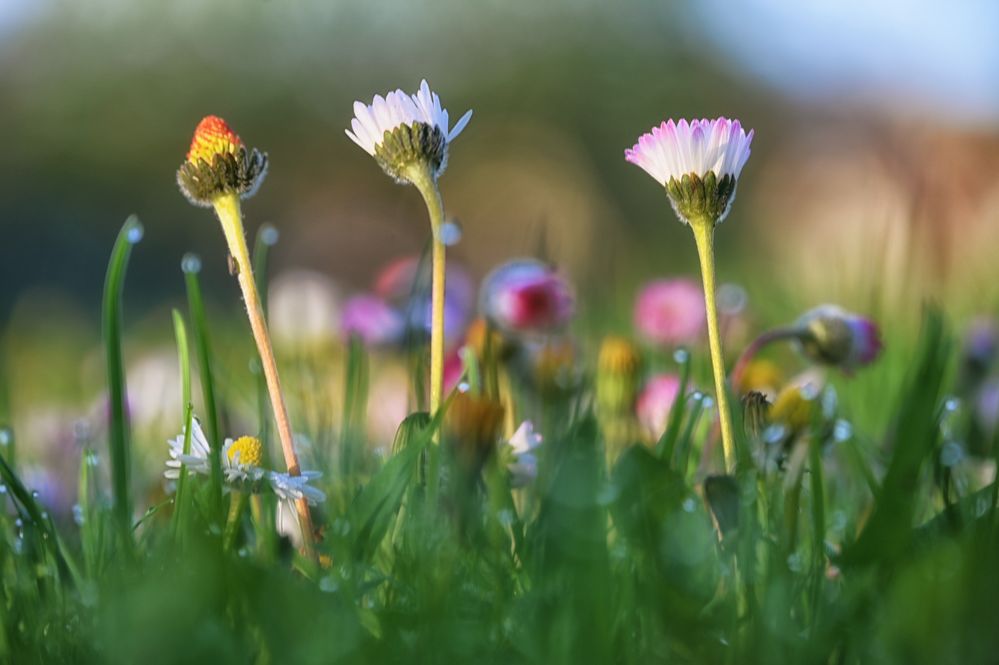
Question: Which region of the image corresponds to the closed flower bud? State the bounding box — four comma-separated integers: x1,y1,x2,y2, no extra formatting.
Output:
480,259,575,335
176,115,268,207
444,392,505,478
794,305,883,371
741,391,771,440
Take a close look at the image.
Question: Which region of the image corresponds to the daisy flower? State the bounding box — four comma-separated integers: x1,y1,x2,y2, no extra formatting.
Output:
221,435,267,486
636,374,682,440
346,80,472,183
505,420,543,486
480,259,575,335
164,417,212,480
634,278,706,346
625,117,753,225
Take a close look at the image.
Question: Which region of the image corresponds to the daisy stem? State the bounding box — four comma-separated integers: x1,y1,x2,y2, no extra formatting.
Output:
224,489,248,552
689,218,737,474
212,193,316,561
406,164,447,429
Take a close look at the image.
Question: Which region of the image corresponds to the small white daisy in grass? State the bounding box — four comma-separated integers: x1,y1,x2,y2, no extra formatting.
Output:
346,79,472,183
270,470,327,549
626,116,755,474
164,417,211,480
221,435,268,486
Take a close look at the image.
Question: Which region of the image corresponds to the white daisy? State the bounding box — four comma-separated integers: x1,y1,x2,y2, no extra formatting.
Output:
268,470,327,506
221,436,268,485
625,117,753,186
164,417,211,480
345,79,472,180
504,420,543,487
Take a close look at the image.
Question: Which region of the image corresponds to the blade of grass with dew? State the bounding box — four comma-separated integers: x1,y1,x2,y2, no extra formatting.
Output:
77,446,104,579
102,215,143,555
170,310,195,541
183,253,224,524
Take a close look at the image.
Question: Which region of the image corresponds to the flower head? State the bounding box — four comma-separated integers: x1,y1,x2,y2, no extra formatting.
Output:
480,259,575,335
268,470,326,506
222,435,267,486
634,278,705,346
504,421,543,487
164,417,212,480
794,305,883,371
346,80,472,183
635,373,682,439
626,117,753,224
340,294,405,346
176,115,268,207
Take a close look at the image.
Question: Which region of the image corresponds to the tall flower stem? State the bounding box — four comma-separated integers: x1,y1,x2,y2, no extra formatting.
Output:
212,193,316,560
689,218,736,473
405,163,447,424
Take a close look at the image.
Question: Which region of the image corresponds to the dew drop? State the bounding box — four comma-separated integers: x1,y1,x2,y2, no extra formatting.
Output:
259,224,280,246
181,253,202,274
30,490,40,500
940,441,965,468
717,283,747,315
0,427,11,446
440,219,462,246
682,497,696,513
701,396,715,409
832,419,853,442
673,349,690,364
944,397,960,412
0,484,6,494
319,576,339,593
800,383,820,401
72,504,85,526
126,221,145,244
458,381,470,393
691,391,704,402
762,424,788,445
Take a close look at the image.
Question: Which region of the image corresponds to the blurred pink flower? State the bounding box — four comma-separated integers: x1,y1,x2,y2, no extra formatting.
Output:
341,294,405,346
480,259,575,334
634,278,706,346
636,373,682,439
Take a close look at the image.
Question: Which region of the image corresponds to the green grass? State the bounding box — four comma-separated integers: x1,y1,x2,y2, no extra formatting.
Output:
1,221,998,665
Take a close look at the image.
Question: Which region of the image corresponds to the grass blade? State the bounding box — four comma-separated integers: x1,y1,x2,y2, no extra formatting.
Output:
182,253,224,523
102,214,143,554
171,309,195,540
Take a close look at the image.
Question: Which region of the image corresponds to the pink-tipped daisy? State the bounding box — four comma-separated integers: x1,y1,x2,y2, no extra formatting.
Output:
480,259,575,335
626,117,754,224
346,80,472,183
634,278,706,346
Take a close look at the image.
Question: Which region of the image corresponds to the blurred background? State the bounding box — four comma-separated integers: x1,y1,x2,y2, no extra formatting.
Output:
1,0,998,505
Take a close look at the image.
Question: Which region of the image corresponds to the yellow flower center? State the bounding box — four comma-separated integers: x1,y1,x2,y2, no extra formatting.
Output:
227,436,263,467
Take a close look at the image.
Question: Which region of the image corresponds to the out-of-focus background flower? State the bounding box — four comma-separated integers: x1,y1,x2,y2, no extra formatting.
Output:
1,0,998,502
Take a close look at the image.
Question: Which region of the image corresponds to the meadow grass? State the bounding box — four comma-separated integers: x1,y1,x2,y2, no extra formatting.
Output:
0,211,997,665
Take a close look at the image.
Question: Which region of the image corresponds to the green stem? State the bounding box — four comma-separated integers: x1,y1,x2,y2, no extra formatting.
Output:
224,490,248,552
212,194,316,561
405,163,447,426
730,327,805,393
689,219,737,474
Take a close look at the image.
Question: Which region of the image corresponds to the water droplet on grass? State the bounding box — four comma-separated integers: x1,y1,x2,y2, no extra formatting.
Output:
832,419,853,442
72,504,85,526
259,224,280,246
181,253,202,274
673,349,690,364
126,221,144,243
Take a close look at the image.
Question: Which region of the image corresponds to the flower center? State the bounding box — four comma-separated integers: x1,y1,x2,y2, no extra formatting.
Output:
227,436,263,467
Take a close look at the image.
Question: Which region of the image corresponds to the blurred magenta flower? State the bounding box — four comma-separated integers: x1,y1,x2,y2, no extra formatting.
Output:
634,278,705,346
795,305,883,371
635,373,682,439
341,294,405,346
480,259,575,334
